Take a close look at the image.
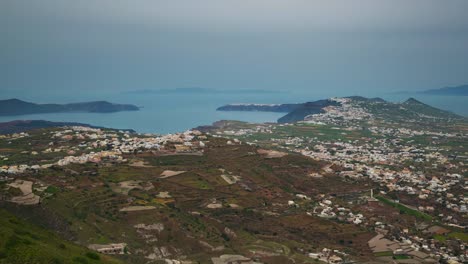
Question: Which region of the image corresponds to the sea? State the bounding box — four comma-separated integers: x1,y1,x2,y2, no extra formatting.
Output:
0,91,466,134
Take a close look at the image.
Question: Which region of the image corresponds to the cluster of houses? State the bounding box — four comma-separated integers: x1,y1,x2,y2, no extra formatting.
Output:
207,99,467,263
215,125,274,137
312,198,366,226
368,126,460,138
0,132,29,140
285,125,466,261
0,126,205,174
290,192,467,262
368,228,467,263
88,243,127,254
304,97,374,126
295,135,466,225
308,248,349,264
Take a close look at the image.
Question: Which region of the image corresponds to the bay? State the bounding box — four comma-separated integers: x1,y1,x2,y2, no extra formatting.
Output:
0,92,466,134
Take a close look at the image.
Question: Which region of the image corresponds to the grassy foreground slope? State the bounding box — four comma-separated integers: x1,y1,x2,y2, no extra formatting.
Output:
0,209,121,264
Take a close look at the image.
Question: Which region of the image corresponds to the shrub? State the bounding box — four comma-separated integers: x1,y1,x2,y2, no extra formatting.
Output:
72,256,89,264
51,257,64,264
85,252,100,260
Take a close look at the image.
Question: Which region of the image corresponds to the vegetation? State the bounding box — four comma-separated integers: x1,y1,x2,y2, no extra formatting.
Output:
0,209,121,264
375,196,432,221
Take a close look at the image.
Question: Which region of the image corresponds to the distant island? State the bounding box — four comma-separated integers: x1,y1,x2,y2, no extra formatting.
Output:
395,84,468,96
217,103,302,112
217,96,462,123
420,84,468,96
125,87,286,95
0,99,139,116
0,120,136,134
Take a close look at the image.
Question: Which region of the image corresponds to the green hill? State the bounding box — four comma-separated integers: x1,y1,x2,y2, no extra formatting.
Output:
361,97,463,122
401,97,461,119
0,209,122,264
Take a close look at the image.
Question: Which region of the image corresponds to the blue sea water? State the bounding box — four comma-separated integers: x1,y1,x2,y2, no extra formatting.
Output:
0,92,466,134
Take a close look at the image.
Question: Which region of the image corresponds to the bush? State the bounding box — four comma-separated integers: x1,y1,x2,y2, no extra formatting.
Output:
51,257,64,264
72,256,89,264
8,187,23,196
85,252,100,260
221,233,230,241
5,235,21,249
45,186,60,194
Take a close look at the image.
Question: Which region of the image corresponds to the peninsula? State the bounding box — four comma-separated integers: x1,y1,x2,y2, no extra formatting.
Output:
217,96,462,123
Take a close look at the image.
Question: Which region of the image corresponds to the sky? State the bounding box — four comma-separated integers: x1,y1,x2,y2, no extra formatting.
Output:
1,0,468,99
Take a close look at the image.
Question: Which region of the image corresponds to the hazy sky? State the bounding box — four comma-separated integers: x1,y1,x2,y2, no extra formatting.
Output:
2,0,468,98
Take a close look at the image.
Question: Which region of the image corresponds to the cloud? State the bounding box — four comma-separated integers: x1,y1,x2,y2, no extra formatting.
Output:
1,0,468,95
3,0,468,33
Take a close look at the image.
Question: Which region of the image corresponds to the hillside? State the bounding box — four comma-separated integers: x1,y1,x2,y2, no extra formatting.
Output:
0,99,139,116
0,127,379,263
421,84,468,96
0,117,467,263
362,97,463,121
0,209,121,264
217,96,463,123
277,99,340,123
0,120,136,135
0,96,466,263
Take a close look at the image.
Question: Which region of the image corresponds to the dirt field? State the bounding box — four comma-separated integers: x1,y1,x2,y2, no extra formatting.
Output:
257,149,288,158
160,170,186,178
119,206,157,212
7,180,40,205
